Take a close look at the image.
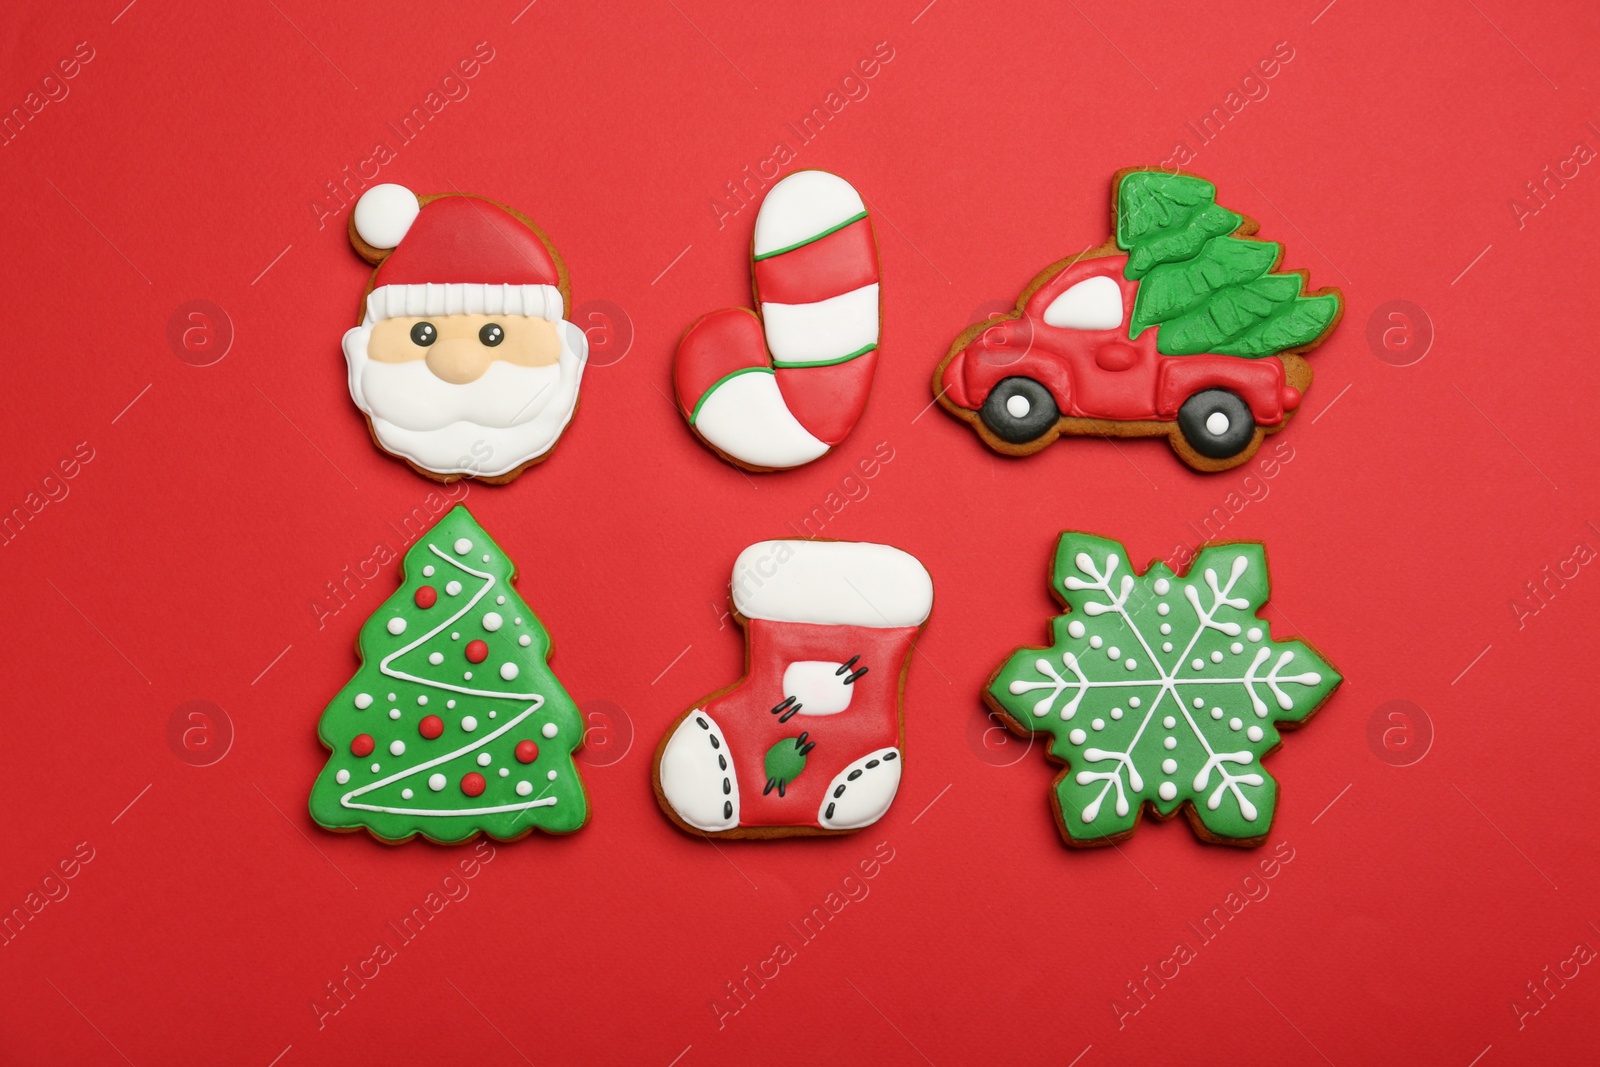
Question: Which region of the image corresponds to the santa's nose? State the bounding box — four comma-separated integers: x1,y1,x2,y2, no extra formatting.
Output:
424,338,494,384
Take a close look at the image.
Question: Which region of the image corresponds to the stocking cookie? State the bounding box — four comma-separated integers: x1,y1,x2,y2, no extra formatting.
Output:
654,540,933,837
342,184,589,483
934,169,1342,472
986,533,1340,847
309,505,589,843
674,170,881,471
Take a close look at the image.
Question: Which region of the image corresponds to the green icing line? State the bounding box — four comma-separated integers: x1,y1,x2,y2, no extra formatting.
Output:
771,342,877,370
753,210,869,260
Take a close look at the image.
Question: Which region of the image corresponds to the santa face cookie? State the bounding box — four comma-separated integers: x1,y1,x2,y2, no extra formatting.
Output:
342,185,589,483
309,505,589,843
934,169,1342,472
986,533,1340,847
673,170,881,471
653,540,933,837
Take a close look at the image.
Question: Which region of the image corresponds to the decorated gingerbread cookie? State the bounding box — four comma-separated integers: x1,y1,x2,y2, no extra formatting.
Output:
986,533,1339,847
674,170,881,471
341,184,588,483
654,540,933,837
935,169,1342,471
309,505,588,843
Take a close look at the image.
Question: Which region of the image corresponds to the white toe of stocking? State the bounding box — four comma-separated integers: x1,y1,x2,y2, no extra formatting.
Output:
817,747,901,830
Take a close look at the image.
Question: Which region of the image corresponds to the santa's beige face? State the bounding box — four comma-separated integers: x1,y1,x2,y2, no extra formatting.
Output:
368,314,562,384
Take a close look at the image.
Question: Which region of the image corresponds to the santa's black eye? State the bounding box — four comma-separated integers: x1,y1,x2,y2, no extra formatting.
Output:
479,323,505,347
410,322,437,346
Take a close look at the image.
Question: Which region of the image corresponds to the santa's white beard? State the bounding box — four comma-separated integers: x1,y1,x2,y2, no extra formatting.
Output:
343,320,588,477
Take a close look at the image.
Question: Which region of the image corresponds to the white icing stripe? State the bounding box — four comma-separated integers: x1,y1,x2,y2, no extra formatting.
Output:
340,701,558,816
731,540,933,628
363,283,564,324
692,370,829,469
753,170,868,257
761,283,879,365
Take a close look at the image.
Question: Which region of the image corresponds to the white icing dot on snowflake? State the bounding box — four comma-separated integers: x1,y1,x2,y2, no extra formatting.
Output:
1089,636,1103,649
446,581,462,596
1158,782,1178,801
401,788,413,799
1129,697,1141,708
519,635,532,647
354,693,373,709
1107,646,1120,660
387,617,406,635
1068,620,1086,639
1229,718,1244,731
461,716,478,732
1154,578,1170,595
1069,728,1087,745
335,769,350,784
1124,658,1137,671
1161,759,1177,775
542,722,558,739
1160,623,1172,635
1211,707,1224,719
1191,658,1204,670
1248,627,1263,641
496,595,506,605
428,773,446,791
516,781,534,796
389,709,401,720
1211,650,1224,663
1247,726,1264,742
477,752,492,767
1162,642,1174,652
1157,603,1170,616
500,662,519,681
1193,697,1204,708
498,767,509,777
1163,716,1176,728
389,740,405,756
1231,642,1244,655
422,565,435,577
454,538,472,555
417,695,427,706
428,652,443,665
483,612,503,632
1163,736,1177,750
1110,707,1123,720
547,770,558,781
1091,718,1105,731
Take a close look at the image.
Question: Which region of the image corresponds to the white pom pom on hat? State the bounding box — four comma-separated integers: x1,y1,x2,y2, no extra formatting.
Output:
353,184,421,250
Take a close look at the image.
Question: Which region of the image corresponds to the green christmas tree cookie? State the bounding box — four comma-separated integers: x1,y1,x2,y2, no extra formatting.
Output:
1116,170,1340,358
309,505,588,844
987,533,1340,847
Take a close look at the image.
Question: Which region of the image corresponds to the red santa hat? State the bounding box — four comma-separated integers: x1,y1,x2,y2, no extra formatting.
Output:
352,184,565,324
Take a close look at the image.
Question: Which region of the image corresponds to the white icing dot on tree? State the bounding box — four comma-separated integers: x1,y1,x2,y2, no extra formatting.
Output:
514,617,522,625
1124,658,1137,670
1161,759,1177,774
354,693,373,709
1248,627,1263,641
462,716,478,732
500,662,519,681
1231,642,1244,654
546,770,558,781
1191,658,1204,670
429,652,444,665
483,612,503,631
446,581,462,596
1160,623,1172,635
1089,636,1103,649
1157,602,1170,615
1163,736,1177,750
1162,642,1174,652
390,740,406,756
451,632,460,640
1247,726,1264,742
488,710,496,718
447,699,456,708
454,538,472,555
1211,651,1224,663
542,722,558,739
371,762,381,773
428,773,446,791
463,671,473,680
1091,718,1105,731
402,788,414,799
1229,718,1243,731
1211,707,1224,719
496,595,505,605
481,554,490,563
389,709,401,720
477,752,492,767
1154,578,1170,595
336,769,350,784
1068,620,1086,639
422,565,435,577
1158,782,1178,801
498,767,509,777
417,695,428,705
1129,696,1141,707
387,693,396,701
1107,646,1120,660
519,635,532,647
1110,707,1123,720
387,617,406,635
1069,728,1087,745
1163,716,1176,729
516,781,533,796
1192,697,1204,708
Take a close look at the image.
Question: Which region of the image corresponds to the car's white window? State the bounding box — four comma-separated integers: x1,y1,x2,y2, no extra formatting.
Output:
1041,275,1123,330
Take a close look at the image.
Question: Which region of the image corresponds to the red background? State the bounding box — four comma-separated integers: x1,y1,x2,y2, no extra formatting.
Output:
3,1,1597,1063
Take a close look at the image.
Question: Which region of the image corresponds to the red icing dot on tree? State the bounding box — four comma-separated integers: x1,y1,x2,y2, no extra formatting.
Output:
465,639,489,663
461,772,487,797
418,715,444,740
515,740,539,763
414,585,438,609
350,734,375,757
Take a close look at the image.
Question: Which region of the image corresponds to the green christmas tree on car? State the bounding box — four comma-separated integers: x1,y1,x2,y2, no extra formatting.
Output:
934,168,1342,471
309,506,588,844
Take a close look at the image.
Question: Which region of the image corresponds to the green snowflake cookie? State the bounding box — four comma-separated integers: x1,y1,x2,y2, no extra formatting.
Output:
987,533,1340,847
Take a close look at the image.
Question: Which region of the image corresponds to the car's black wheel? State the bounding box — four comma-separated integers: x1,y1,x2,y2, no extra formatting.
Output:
980,377,1060,444
1177,389,1256,459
